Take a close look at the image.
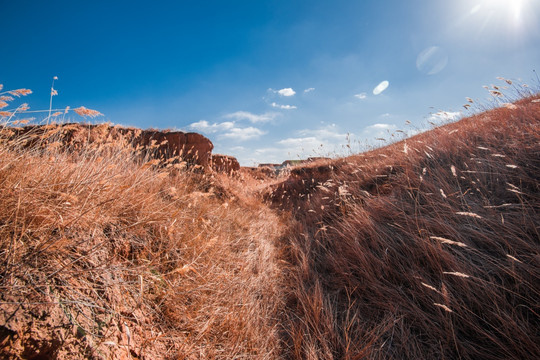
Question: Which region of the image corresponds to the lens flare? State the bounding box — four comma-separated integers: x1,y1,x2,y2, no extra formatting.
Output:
416,46,448,75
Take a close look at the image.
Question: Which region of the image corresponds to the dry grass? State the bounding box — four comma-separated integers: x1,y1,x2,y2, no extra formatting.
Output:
0,124,285,359
268,95,540,359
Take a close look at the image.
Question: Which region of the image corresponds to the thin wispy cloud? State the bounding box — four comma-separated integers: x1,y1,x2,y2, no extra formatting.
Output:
189,120,235,133
245,124,349,164
354,92,367,99
365,123,395,130
428,111,461,124
241,121,406,165
220,127,266,141
189,119,266,142
277,137,319,147
298,125,348,141
274,136,330,160
304,87,315,93
361,123,397,142
224,111,279,123
271,102,297,110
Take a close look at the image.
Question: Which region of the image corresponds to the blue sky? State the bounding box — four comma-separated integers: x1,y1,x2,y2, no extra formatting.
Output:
3,0,540,165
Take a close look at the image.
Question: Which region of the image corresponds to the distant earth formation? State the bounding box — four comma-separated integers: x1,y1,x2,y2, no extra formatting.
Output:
2,123,327,173
2,123,214,168
2,123,232,170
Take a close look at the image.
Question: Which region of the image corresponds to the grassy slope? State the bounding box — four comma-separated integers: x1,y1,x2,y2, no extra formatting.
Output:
0,96,539,359
0,129,284,359
270,96,540,359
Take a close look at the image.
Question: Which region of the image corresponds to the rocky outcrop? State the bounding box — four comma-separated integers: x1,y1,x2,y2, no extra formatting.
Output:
211,154,240,173
3,123,214,168
241,166,277,180
258,158,332,175
258,163,281,169
140,130,214,168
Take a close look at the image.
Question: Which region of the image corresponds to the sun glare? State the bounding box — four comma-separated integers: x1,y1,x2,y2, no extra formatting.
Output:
490,0,525,18
486,0,525,9
476,0,528,24
463,0,538,38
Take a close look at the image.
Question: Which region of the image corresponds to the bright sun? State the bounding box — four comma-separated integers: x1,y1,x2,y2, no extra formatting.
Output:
474,0,528,21
467,0,535,33
486,0,525,8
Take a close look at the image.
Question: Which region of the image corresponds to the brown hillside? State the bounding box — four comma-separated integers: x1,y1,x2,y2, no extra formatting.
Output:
268,96,540,359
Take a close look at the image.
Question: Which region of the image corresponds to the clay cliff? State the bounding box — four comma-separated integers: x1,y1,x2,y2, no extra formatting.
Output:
3,123,216,168
211,154,240,173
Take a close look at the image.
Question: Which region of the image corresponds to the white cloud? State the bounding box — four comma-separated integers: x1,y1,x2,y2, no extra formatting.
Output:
271,102,297,110
304,87,315,93
366,123,395,130
270,136,330,161
373,80,389,95
361,123,397,143
298,125,348,142
242,121,410,165
248,125,350,163
277,136,320,147
220,127,266,141
428,111,461,124
354,92,367,99
277,88,296,97
189,120,235,133
189,119,266,142
224,111,279,123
